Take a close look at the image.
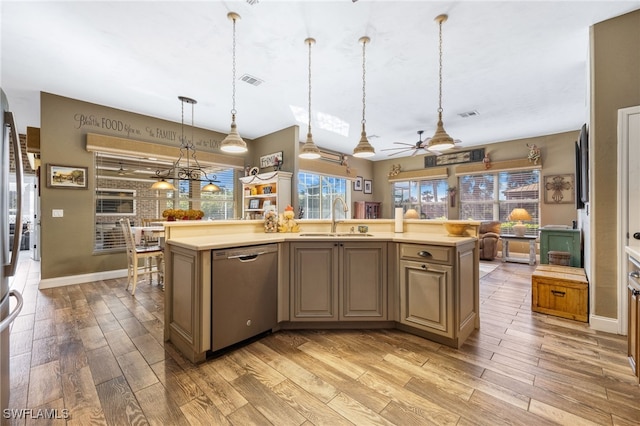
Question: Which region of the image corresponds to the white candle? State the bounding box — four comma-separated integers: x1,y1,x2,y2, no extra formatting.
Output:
395,207,404,233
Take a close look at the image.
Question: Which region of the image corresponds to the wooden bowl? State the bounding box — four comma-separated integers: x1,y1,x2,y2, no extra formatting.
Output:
443,221,469,236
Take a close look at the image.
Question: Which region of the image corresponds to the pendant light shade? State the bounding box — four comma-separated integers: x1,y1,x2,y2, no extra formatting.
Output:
221,12,247,153
299,37,321,159
353,36,375,158
427,14,458,153
151,179,176,191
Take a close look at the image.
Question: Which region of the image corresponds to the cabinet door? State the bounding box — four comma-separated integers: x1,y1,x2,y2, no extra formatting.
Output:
629,284,640,378
291,242,339,321
340,242,387,320
399,260,453,337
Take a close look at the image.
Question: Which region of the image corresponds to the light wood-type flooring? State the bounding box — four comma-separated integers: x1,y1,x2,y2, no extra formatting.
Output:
6,253,640,425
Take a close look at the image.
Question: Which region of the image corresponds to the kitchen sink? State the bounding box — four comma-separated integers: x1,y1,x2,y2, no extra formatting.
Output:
298,232,373,237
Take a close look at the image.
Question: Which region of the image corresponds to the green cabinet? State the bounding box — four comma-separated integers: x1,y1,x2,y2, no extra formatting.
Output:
539,228,582,267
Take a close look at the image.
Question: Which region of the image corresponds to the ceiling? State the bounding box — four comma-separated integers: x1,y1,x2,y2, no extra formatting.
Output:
2,1,639,161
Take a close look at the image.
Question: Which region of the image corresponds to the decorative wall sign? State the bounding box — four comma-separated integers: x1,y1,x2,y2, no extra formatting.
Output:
260,151,283,169
46,164,88,189
424,148,485,168
544,174,575,204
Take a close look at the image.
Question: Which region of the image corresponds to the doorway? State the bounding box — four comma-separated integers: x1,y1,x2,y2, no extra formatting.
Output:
618,105,640,335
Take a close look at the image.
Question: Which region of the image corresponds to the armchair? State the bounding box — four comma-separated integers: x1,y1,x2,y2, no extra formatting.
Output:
479,221,501,261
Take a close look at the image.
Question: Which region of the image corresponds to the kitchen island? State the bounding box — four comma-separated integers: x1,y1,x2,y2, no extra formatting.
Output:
163,219,480,363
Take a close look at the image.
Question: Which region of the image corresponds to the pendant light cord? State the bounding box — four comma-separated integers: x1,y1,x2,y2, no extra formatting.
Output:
231,16,237,117
361,38,367,128
438,18,443,116
307,39,312,136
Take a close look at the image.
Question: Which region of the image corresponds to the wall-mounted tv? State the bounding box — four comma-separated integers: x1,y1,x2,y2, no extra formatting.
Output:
575,141,584,209
579,123,589,204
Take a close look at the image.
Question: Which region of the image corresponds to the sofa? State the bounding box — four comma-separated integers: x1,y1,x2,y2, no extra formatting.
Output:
479,221,501,261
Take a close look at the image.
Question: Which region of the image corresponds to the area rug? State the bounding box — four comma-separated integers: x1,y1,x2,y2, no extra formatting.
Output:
480,261,501,278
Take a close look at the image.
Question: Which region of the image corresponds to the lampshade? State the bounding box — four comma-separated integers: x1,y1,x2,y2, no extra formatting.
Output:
299,37,321,159
509,208,532,222
151,179,176,191
220,12,247,154
352,36,375,158
509,208,531,237
202,182,221,192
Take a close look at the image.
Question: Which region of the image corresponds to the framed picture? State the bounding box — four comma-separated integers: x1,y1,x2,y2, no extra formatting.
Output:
425,148,485,168
353,176,363,191
46,164,88,189
544,174,575,204
364,179,372,194
249,198,260,209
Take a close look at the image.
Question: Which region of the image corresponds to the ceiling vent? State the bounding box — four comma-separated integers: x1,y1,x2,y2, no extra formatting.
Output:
239,74,263,86
458,110,479,118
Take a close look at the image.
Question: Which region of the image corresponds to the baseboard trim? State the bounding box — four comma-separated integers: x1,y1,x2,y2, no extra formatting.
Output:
589,314,621,335
39,269,128,289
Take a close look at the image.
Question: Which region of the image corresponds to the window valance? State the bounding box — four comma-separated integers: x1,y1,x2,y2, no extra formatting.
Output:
454,158,541,176
387,167,448,182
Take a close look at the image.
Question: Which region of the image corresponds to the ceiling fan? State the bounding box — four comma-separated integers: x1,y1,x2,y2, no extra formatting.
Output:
116,162,137,176
382,130,462,157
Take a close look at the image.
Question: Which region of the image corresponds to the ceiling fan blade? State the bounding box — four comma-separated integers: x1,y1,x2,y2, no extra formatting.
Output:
392,142,417,147
386,148,414,157
382,146,412,151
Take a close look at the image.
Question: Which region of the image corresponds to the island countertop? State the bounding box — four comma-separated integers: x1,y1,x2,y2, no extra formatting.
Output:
166,231,477,251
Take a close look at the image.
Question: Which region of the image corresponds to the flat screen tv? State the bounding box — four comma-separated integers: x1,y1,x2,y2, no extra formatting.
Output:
579,123,589,203
575,141,584,209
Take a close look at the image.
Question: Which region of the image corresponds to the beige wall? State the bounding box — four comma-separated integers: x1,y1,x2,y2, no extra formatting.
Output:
590,9,640,319
40,93,243,279
373,130,579,225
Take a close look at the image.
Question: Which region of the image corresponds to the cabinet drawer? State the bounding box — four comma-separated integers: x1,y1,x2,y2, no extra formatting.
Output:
399,243,452,264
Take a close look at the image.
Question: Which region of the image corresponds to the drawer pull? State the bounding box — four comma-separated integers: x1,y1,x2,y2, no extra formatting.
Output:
630,271,640,279
551,290,566,297
418,250,432,258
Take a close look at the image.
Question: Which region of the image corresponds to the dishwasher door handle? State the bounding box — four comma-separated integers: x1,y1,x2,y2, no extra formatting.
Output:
228,253,262,262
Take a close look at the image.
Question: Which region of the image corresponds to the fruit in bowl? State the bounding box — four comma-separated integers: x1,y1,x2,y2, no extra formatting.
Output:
443,221,469,236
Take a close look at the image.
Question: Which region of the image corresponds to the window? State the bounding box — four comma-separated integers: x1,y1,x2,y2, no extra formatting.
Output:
393,178,448,219
459,169,539,235
298,172,349,219
93,151,238,252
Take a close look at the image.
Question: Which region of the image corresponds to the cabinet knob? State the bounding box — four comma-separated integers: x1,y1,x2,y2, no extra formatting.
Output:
634,232,640,240
421,264,427,270
632,289,640,297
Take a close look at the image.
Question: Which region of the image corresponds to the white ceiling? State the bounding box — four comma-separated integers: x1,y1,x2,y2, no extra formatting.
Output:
2,1,639,161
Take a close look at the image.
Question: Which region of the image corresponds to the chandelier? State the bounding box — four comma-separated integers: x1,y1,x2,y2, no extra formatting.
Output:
353,35,375,158
299,37,321,159
427,14,459,152
220,12,248,153
150,96,221,192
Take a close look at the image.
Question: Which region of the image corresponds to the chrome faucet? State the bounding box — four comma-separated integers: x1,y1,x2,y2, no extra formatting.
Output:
331,197,348,233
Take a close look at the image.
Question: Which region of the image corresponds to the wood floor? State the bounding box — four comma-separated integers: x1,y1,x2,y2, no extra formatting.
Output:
7,253,640,425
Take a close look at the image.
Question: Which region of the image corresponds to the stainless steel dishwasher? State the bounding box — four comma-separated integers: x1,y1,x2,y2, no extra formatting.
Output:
211,244,278,352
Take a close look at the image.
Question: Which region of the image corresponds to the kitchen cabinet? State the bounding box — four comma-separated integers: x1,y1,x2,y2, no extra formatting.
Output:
240,171,292,220
397,241,478,348
290,241,387,322
354,201,381,219
628,255,640,381
539,227,581,267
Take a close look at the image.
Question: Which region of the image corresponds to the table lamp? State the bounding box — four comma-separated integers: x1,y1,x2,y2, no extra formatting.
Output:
404,209,419,219
509,208,531,237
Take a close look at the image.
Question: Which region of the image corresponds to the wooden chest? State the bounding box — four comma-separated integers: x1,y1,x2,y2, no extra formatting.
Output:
532,265,588,322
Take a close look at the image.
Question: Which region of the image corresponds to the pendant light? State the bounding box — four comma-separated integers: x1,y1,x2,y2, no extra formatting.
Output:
220,12,247,153
427,14,457,152
299,37,321,159
151,96,221,192
353,36,375,158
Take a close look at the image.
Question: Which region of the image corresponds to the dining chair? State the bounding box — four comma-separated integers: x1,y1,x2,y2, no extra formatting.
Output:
141,218,164,245
119,218,163,295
